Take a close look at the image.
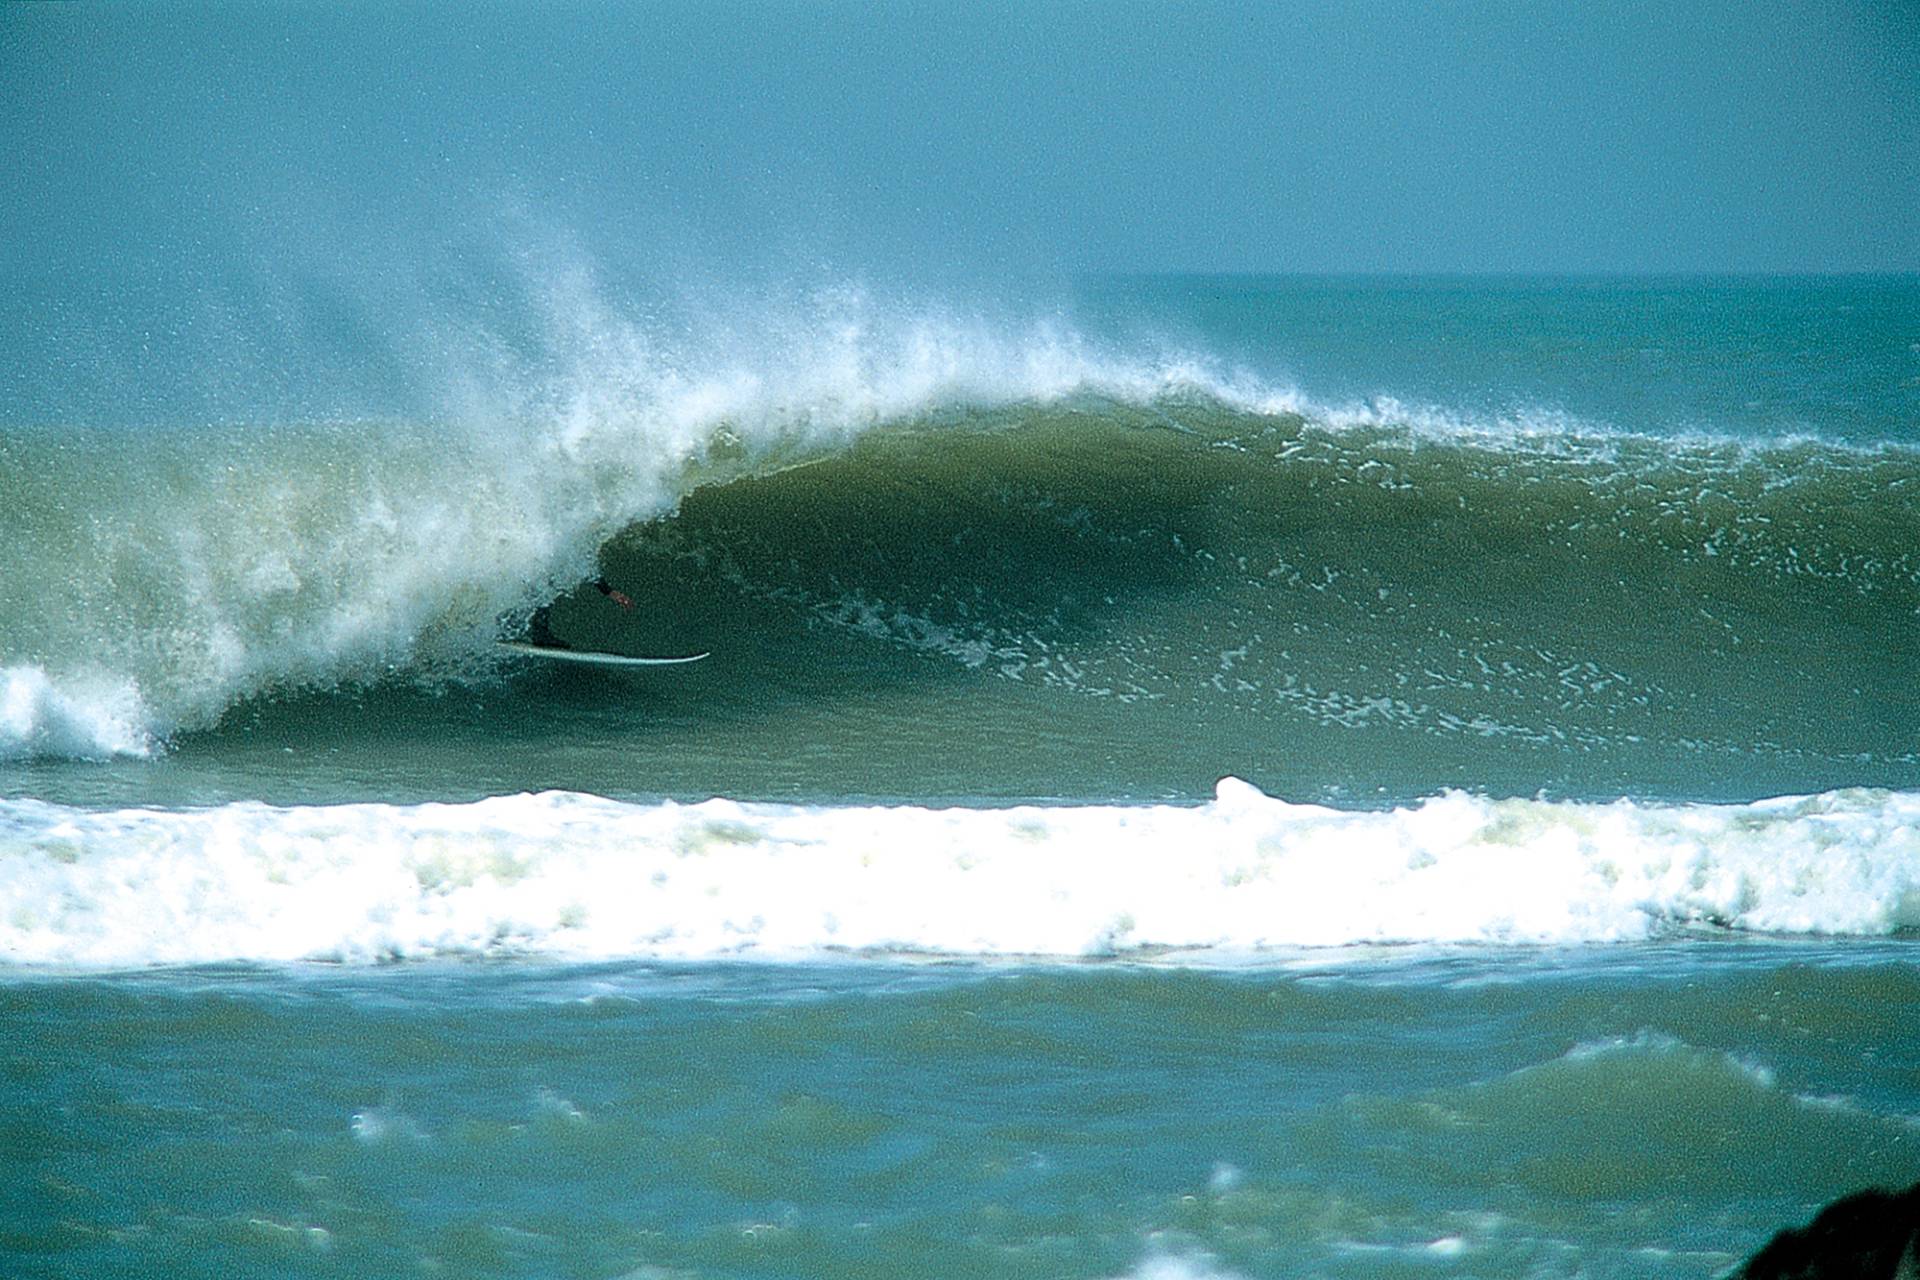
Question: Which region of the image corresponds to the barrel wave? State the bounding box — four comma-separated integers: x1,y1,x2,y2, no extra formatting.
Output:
0,287,1252,763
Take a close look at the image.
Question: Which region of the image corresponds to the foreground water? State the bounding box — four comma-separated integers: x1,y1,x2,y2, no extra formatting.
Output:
3,274,1918,1277
7,949,1918,1280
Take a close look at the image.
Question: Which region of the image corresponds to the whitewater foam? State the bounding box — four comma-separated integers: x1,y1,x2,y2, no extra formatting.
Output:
0,666,154,761
2,780,1914,968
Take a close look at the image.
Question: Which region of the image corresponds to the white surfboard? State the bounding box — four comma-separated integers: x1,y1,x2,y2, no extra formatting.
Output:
498,641,709,666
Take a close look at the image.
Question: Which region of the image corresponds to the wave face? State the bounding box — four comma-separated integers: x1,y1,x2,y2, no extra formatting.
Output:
2,274,1916,806
608,397,1920,799
3,780,1915,966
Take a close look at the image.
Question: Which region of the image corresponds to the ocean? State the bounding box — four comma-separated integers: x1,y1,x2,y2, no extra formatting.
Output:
3,272,1917,1278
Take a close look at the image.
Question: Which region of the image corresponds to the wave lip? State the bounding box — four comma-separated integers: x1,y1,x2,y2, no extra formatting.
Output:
2,780,1915,968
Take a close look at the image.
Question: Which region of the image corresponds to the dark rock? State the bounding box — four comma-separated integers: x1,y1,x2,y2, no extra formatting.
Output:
1736,1183,1920,1279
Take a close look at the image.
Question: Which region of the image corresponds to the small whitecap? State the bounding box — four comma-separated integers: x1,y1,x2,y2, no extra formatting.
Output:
1207,1162,1244,1193
350,1106,426,1144
534,1087,586,1123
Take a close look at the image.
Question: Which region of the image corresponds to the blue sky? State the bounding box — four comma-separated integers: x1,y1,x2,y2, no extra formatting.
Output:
4,0,1917,277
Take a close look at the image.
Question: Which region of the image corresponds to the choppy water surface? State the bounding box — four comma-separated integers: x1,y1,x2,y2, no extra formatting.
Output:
7,948,1918,1280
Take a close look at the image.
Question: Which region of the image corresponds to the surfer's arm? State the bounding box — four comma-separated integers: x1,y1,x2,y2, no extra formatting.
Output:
592,578,635,610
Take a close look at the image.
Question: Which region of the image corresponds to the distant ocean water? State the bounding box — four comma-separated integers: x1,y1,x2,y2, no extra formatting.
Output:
3,273,1917,1277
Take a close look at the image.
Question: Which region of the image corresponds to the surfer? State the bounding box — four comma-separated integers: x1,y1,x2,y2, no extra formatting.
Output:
526,577,634,651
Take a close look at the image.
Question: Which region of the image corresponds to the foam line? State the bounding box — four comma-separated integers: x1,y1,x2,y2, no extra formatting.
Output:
3,780,1914,967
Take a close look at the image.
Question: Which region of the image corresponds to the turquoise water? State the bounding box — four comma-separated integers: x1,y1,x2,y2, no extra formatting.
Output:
4,274,1919,1277
7,950,1919,1279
